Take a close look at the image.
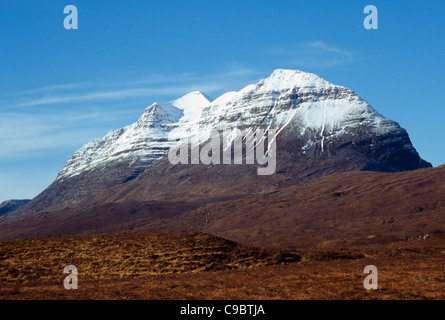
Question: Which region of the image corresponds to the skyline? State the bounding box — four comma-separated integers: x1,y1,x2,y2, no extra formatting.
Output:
1,0,444,201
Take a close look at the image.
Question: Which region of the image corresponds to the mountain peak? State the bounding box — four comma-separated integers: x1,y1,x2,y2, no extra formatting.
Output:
172,91,212,118
257,69,335,92
139,102,184,125
179,90,212,101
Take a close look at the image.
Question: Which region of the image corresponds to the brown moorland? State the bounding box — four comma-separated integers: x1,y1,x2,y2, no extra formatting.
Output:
1,166,444,299
0,231,444,300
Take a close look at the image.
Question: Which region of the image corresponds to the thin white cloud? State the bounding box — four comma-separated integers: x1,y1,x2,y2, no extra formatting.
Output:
268,41,356,69
16,82,95,96
10,85,218,108
0,108,142,159
5,66,259,108
0,66,261,162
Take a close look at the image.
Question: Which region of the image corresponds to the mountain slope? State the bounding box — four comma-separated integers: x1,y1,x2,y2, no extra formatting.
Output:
146,166,445,248
1,166,444,245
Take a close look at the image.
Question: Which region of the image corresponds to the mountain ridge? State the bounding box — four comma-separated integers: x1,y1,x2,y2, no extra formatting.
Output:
0,200,31,216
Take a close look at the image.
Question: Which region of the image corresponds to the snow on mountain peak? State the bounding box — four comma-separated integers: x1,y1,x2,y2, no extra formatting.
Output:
256,69,336,92
206,69,338,111
57,68,402,180
57,92,212,180
171,91,212,118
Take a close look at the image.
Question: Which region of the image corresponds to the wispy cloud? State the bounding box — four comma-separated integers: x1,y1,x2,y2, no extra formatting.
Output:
10,85,221,108
16,82,96,96
4,66,260,109
0,65,261,162
267,41,356,69
0,110,132,159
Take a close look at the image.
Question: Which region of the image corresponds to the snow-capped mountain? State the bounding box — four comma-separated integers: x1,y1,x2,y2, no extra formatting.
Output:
58,91,211,180
167,69,404,154
14,69,431,215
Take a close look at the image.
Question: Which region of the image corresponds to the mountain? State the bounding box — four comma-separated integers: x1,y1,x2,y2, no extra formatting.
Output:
0,200,31,216
12,69,431,217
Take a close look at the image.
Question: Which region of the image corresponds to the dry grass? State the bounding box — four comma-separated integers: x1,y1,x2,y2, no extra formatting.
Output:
0,231,444,300
0,232,299,283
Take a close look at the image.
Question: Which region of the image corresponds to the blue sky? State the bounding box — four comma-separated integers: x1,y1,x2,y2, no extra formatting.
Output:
1,0,444,202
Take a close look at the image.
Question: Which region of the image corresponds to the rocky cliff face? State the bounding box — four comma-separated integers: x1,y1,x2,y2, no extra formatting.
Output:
13,69,431,215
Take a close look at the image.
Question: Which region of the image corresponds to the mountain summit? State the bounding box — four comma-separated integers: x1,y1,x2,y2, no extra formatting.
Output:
12,69,431,215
